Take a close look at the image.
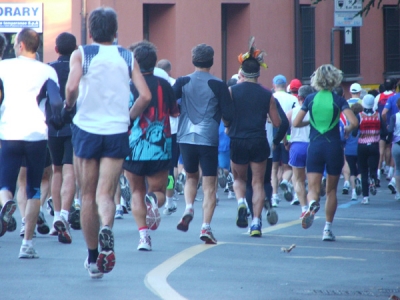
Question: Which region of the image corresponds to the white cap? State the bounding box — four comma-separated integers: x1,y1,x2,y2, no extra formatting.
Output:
350,83,362,93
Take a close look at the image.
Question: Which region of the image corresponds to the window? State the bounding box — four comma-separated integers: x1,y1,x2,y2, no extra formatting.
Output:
297,5,315,80
340,27,360,78
383,6,400,77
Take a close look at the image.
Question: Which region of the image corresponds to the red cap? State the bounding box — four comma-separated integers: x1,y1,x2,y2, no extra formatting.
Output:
289,79,302,93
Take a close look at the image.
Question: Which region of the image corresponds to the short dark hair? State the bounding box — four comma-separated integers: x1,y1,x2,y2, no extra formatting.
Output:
241,57,260,77
89,7,118,43
156,59,172,73
351,102,363,114
129,40,157,73
298,85,314,99
17,28,40,53
56,32,76,56
384,78,397,91
0,33,7,58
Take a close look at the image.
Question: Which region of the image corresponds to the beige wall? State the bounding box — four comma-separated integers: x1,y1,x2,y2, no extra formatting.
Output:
3,0,397,90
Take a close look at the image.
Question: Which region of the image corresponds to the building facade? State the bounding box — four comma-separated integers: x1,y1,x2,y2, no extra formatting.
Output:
2,0,400,96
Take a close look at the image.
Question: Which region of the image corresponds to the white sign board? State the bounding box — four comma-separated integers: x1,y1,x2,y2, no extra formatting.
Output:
335,0,362,11
344,27,352,44
334,11,363,27
0,3,43,33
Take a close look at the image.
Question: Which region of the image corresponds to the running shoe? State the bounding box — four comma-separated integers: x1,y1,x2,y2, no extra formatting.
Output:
54,216,72,244
301,200,320,229
163,202,177,215
322,229,336,241
226,173,234,192
145,193,161,230
388,178,397,194
351,190,357,201
0,200,17,237
228,191,235,199
49,226,58,236
175,172,186,194
299,211,307,219
279,180,293,201
114,209,124,219
177,208,194,232
236,203,248,228
20,223,37,238
36,211,50,234
342,181,350,195
375,178,381,188
361,197,369,205
265,201,278,226
84,258,103,279
250,223,262,237
290,196,300,205
355,178,362,195
369,179,377,196
217,167,227,188
395,193,400,201
46,197,54,216
200,227,217,244
137,235,152,251
97,226,115,273
19,245,39,259
69,208,81,230
74,199,81,210
7,216,17,232
271,195,280,208
320,177,326,197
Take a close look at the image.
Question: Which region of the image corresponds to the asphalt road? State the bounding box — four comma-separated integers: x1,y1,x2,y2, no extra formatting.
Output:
1,178,399,300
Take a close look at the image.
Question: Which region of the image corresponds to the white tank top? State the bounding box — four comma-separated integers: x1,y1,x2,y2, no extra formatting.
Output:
291,105,310,143
73,44,133,135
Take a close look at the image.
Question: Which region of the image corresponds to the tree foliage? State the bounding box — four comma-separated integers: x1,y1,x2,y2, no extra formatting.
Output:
312,0,400,16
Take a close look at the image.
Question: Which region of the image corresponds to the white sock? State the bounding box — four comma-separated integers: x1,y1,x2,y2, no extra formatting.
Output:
139,227,148,238
272,193,278,199
389,167,394,177
237,198,245,205
324,222,332,231
201,223,210,229
301,205,308,213
116,204,122,210
166,196,173,207
185,203,193,210
22,239,33,247
21,217,25,225
251,217,260,226
54,211,61,219
60,209,69,221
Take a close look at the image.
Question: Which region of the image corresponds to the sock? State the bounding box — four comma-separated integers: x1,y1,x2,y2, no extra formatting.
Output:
185,203,193,210
22,239,33,247
352,188,356,194
39,206,43,212
251,217,260,226
139,226,148,237
74,198,81,205
21,217,25,225
54,211,61,218
116,204,122,210
324,222,332,231
301,205,308,213
238,198,245,205
201,223,210,229
389,167,394,177
377,169,381,178
88,248,99,264
60,209,69,221
344,180,350,187
166,196,173,207
272,193,278,199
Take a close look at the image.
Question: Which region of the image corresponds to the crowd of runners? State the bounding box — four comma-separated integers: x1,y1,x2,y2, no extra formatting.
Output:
0,6,399,280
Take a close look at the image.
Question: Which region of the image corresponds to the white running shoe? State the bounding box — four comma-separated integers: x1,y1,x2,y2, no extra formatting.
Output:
163,202,177,215
137,235,152,251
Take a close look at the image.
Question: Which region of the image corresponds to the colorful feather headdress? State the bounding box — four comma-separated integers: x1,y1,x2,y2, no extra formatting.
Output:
237,36,267,69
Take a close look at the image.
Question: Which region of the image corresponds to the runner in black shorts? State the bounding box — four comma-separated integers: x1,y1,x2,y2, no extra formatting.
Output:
228,44,281,237
123,41,178,251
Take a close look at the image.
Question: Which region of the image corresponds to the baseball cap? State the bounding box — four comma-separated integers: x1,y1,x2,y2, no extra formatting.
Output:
273,74,287,85
362,94,375,109
350,83,362,93
289,79,302,93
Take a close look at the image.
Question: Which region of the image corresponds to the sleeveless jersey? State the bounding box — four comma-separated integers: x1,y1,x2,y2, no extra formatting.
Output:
358,111,380,144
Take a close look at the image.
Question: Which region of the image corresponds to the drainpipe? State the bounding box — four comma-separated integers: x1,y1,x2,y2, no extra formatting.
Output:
81,0,87,45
